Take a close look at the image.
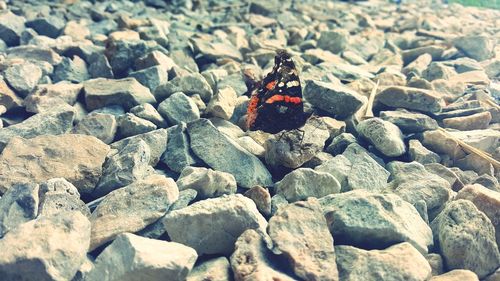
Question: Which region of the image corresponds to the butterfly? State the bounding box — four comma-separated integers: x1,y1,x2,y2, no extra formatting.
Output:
246,49,311,134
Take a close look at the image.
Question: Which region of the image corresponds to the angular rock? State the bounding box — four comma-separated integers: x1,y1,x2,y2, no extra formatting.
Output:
129,65,167,92
304,80,366,119
244,185,272,217
191,38,242,62
157,92,200,125
380,110,439,133
176,166,237,199
6,45,62,65
325,133,357,155
38,178,90,219
26,16,65,38
426,253,445,276
53,56,89,83
25,82,83,113
430,270,479,281
206,86,237,120
111,128,168,166
0,79,23,111
160,123,199,173
317,29,349,54
88,53,114,79
403,53,432,77
0,182,39,237
443,111,492,131
72,113,117,144
90,175,178,251
409,139,441,164
187,257,232,281
320,190,433,253
0,11,25,46
342,144,389,192
275,168,340,202
163,194,267,255
335,243,432,281
4,62,42,97
425,163,465,192
188,119,272,188
377,86,444,113
402,45,445,65
0,212,90,281
155,73,213,102
268,199,339,281
87,233,196,281
431,199,500,278
357,117,406,157
473,175,499,192
117,113,157,138
453,35,494,61
130,103,167,128
83,78,156,111
0,134,109,195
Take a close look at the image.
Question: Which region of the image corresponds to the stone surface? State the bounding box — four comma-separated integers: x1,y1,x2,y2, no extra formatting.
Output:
453,35,494,61
409,139,441,164
268,199,339,281
176,166,237,199
4,62,42,97
431,199,500,278
72,113,117,144
188,119,272,188
335,243,432,281
187,257,232,281
110,128,168,166
0,134,109,195
26,16,65,38
161,123,199,173
116,113,157,138
357,117,406,157
38,178,90,219
130,103,167,128
443,111,492,131
86,233,197,281
163,194,267,255
430,270,479,281
206,86,238,120
320,190,433,253
83,78,156,111
53,56,89,83
0,212,90,281
0,11,25,46
0,182,39,237
129,65,167,92
25,82,83,114
317,29,349,54
244,185,272,217
377,86,444,113
157,92,200,125
0,79,23,111
155,73,213,102
379,110,439,133
90,175,178,251
275,168,340,202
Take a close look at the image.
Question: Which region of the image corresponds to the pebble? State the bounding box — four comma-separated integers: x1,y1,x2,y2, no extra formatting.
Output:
275,168,340,202
157,92,200,125
377,86,444,113
72,113,117,144
356,117,406,157
176,166,237,199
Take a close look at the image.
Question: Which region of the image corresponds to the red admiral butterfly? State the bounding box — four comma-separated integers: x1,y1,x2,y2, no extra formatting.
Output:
246,49,311,134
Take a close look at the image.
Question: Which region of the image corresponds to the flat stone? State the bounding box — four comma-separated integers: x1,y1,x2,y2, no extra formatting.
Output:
423,62,457,81
4,62,42,97
268,199,339,281
320,190,433,253
403,53,432,77
376,86,444,113
0,79,23,111
187,257,232,281
38,178,90,219
431,199,500,279
244,185,272,217
26,16,65,38
0,11,25,46
0,134,109,195
0,182,39,237
130,103,168,128
409,139,441,165
453,35,494,61
191,38,242,62
230,229,296,281
117,113,157,138
443,111,492,131
449,70,490,85
206,86,238,120
357,117,406,157
421,129,466,160
157,92,200,125
129,65,168,92
87,233,196,281
93,138,152,198
275,168,340,202
160,123,199,173
25,82,82,113
110,128,168,166
335,243,432,281
7,45,62,65
379,110,439,133
83,78,156,111
473,175,499,192
430,270,479,281
163,194,267,255
188,119,272,188
176,166,237,199
0,212,90,281
72,113,117,144
155,73,213,102
237,136,266,158
402,45,445,65
303,80,366,119
90,175,178,251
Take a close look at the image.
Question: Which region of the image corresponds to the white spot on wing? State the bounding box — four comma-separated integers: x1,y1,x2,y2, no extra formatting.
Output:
286,81,300,88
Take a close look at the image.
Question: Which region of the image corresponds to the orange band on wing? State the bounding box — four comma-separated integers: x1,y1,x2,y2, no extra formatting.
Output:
265,95,302,104
265,80,277,90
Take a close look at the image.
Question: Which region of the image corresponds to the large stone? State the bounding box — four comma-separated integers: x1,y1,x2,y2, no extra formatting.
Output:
86,233,197,281
409,139,441,165
72,113,117,144
187,257,232,281
6,45,62,65
402,45,445,65
453,35,494,61
4,62,42,97
443,111,492,131
425,163,465,192
268,199,339,281
110,129,168,166
176,166,237,199
155,73,213,102
129,65,168,92
0,182,39,237
187,119,272,188
430,270,479,281
206,86,238,120
335,243,432,281
116,113,157,138
431,200,500,278
130,103,167,128
357,117,406,157
90,175,178,251
376,86,444,113
275,168,340,202
303,80,366,119
191,38,243,62
163,194,267,255
25,83,83,114
53,56,89,83
379,110,438,133
38,178,90,219
26,16,65,38
160,123,199,173
157,92,200,125
0,134,109,195
0,212,91,281
320,190,433,253
0,11,25,46
83,78,156,111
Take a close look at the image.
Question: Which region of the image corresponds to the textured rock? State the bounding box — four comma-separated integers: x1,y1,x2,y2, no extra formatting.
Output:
0,182,39,237
110,129,168,166
0,79,23,111
130,103,167,128
0,212,90,281
379,110,438,133
317,29,349,54
206,86,238,120
268,199,339,281
409,139,441,164
275,168,340,202
244,185,272,217
155,73,213,102
4,62,42,97
0,134,109,195
431,200,500,278
90,175,179,251
320,190,433,253
377,86,444,113
335,243,432,281
231,229,296,281
163,194,267,255
303,80,366,119
0,11,25,46
443,111,492,131
157,92,200,125
430,270,479,281
325,133,357,155
161,123,199,173
25,83,83,114
53,56,89,83
357,117,406,157
188,119,272,188
72,113,117,144
83,78,156,111
187,257,232,281
176,166,237,199
26,16,65,38
86,233,197,281
38,178,90,219
453,35,494,61
425,163,465,192
117,113,157,138
6,45,62,65
129,65,168,92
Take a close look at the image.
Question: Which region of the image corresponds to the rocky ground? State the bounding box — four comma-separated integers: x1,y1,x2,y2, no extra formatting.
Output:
0,0,499,280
